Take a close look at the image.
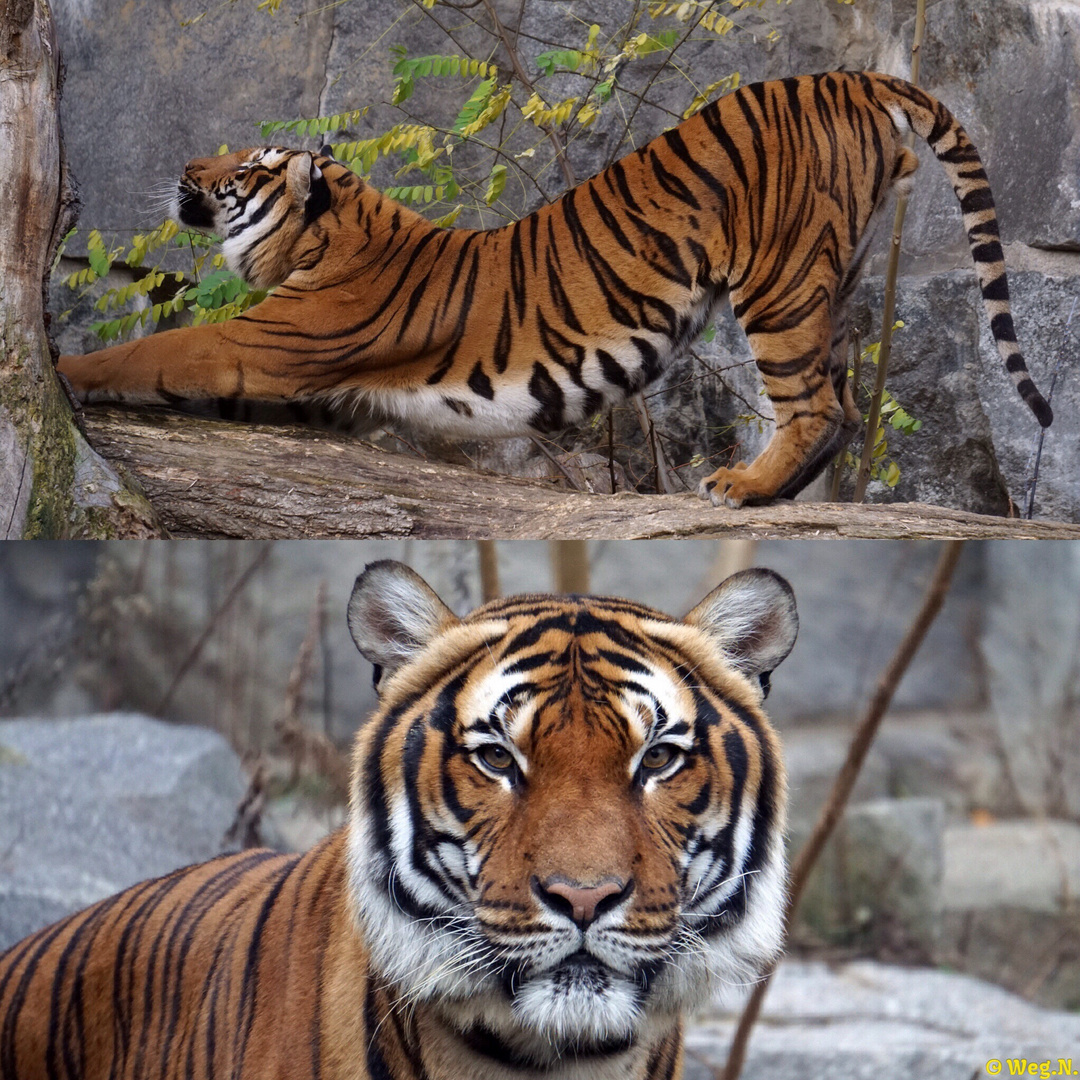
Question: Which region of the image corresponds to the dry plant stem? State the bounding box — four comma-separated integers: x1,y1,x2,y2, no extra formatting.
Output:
1024,295,1074,518
631,393,675,493
282,583,325,731
853,0,926,503
477,540,501,601
277,582,351,800
718,538,965,1080
607,410,617,494
481,0,576,190
528,434,584,490
549,540,590,594
155,545,271,716
222,761,268,851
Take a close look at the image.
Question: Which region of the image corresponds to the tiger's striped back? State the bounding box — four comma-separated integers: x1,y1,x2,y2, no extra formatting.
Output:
0,841,351,1080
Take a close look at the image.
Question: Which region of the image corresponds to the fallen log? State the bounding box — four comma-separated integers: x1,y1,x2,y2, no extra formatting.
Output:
81,407,1080,540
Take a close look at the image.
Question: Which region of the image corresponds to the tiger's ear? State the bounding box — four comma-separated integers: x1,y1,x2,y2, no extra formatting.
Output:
287,151,331,221
683,569,798,695
347,561,460,691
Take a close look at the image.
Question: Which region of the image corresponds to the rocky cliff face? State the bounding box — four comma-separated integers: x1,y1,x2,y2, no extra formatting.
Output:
48,0,1079,518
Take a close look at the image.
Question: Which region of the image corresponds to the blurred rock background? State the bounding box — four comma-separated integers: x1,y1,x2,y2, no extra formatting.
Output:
1,538,1078,1023
47,0,1080,518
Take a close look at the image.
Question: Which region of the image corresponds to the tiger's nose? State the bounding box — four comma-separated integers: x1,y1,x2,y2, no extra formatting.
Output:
533,877,632,928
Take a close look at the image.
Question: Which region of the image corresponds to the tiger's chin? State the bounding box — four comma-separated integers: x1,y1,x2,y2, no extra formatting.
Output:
436,965,651,1071
511,965,641,1045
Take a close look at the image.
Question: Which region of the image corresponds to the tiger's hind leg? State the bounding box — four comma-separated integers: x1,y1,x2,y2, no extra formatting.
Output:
770,318,862,500
699,293,847,508
787,309,864,494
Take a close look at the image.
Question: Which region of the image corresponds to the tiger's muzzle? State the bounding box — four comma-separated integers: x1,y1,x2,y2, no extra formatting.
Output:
176,184,215,231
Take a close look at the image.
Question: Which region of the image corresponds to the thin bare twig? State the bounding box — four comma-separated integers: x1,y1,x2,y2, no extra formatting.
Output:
607,409,617,494
1025,294,1074,519
630,393,675,493
275,583,350,803
155,545,271,716
528,434,586,490
222,760,268,851
481,0,576,190
831,330,861,500
718,539,965,1080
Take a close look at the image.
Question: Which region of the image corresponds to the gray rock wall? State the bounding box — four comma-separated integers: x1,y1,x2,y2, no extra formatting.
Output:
47,0,1080,518
3,539,1077,743
0,714,245,951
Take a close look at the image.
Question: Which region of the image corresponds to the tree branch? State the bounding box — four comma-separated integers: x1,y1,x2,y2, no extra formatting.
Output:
77,408,1080,540
481,0,577,190
718,540,967,1080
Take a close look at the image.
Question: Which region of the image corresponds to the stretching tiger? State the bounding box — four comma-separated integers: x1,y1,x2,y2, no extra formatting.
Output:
58,71,1051,506
0,561,797,1080
58,73,1052,505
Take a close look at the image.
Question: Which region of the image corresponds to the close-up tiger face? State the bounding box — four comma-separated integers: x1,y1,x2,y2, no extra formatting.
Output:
174,147,333,290
344,560,798,1072
0,560,797,1080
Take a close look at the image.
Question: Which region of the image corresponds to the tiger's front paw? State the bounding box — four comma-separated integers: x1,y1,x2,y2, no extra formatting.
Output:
697,463,773,508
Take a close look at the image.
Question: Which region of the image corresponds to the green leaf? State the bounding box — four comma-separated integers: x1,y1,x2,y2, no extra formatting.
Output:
536,48,584,77
452,76,496,134
595,77,615,104
484,163,507,205
87,231,111,277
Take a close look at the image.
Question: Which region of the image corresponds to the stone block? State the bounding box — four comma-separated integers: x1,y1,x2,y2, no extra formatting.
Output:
0,714,245,952
790,797,945,958
684,958,1080,1080
940,820,1080,1010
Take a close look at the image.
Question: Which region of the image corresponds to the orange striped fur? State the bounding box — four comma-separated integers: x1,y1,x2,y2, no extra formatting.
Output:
0,563,798,1079
58,72,1051,506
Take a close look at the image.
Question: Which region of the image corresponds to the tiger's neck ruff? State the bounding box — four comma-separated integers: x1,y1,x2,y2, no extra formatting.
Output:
0,563,798,1080
58,71,1051,507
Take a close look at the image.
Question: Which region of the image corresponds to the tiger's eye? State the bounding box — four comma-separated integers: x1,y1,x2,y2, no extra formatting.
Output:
642,745,676,771
479,744,514,771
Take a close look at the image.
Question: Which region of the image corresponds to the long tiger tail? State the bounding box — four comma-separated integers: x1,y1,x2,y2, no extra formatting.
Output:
870,73,1053,428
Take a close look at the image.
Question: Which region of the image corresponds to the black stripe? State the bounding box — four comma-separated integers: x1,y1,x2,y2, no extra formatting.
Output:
587,183,635,254
702,99,749,188
467,361,494,400
597,349,634,393
509,220,527,322
971,242,1002,263
648,148,701,210
493,294,512,374
232,858,300,1075
959,186,994,214
990,312,1016,341
364,983,396,1080
528,362,565,432
981,275,1009,302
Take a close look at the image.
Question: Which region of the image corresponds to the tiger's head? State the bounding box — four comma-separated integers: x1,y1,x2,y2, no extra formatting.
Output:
344,561,797,1070
172,146,341,290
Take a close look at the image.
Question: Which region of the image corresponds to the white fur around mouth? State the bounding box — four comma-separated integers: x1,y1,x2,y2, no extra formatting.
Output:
510,961,641,1045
